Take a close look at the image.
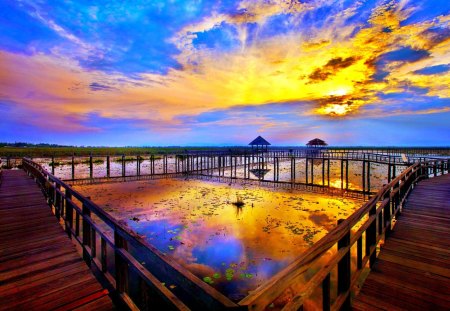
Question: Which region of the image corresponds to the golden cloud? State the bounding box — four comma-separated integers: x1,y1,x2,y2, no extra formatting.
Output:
1,0,449,132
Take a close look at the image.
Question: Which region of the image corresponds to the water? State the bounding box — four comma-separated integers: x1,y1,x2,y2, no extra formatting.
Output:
76,178,359,301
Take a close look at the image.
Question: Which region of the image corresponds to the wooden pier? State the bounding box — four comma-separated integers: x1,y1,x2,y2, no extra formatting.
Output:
1,157,449,311
353,173,450,310
0,170,114,311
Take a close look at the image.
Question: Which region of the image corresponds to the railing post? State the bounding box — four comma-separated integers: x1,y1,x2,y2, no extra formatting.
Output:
122,155,125,177
55,183,61,220
65,190,73,238
322,273,331,311
115,229,129,294
106,155,110,178
89,154,93,179
367,205,377,268
51,155,55,175
357,236,363,269
337,219,351,309
383,189,392,236
82,202,92,267
71,154,75,180
101,237,107,273
137,155,140,176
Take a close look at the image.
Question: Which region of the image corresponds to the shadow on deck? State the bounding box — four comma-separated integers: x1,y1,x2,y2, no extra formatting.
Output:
353,174,450,310
0,170,115,311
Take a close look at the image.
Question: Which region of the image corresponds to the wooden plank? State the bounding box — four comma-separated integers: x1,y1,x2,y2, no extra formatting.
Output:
353,173,450,310
0,170,114,310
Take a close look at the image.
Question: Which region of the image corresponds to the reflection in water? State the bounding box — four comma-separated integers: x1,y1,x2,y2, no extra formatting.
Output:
76,179,359,301
249,168,271,179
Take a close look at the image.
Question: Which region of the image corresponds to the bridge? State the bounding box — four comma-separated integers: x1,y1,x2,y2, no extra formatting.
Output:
0,170,114,310
0,156,448,310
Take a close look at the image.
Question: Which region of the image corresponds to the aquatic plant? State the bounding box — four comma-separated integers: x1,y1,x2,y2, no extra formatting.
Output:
232,193,245,207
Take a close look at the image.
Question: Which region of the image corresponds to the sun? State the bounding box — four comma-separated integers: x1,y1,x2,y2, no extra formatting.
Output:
317,103,351,116
327,88,350,97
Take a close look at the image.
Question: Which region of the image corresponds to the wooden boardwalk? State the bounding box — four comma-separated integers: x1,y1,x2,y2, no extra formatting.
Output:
0,170,115,311
353,173,450,311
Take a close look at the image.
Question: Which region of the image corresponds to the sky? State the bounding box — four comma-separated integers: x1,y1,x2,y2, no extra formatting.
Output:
0,0,449,146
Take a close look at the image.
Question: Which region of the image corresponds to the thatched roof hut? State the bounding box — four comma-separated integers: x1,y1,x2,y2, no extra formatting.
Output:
306,138,328,147
249,136,271,152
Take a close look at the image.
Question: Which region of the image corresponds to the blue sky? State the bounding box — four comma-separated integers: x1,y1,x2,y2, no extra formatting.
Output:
0,0,449,146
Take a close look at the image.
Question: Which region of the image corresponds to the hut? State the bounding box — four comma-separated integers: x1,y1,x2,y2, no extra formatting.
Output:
306,138,328,147
249,136,271,152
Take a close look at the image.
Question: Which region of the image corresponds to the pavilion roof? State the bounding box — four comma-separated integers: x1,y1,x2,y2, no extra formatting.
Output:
249,136,271,146
306,138,328,146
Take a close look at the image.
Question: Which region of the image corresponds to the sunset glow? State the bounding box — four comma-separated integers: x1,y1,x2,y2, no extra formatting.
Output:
1,0,449,145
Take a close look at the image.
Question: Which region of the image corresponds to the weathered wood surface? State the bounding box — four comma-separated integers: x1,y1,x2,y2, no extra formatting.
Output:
0,170,115,311
353,173,450,311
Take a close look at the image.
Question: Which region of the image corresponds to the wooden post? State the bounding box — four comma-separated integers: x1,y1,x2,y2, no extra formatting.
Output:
357,236,363,269
65,191,73,238
311,157,314,185
72,154,75,180
337,219,351,309
230,155,233,178
137,155,140,176
388,163,391,183
114,230,129,295
122,155,125,177
51,155,55,175
164,155,168,174
89,154,93,179
82,202,92,267
367,161,371,193
340,159,344,190
277,157,280,182
54,184,61,219
106,155,110,178
150,155,154,175
322,273,331,311
327,159,330,186
362,159,366,194
384,190,392,235
101,237,107,273
305,158,309,184
367,205,377,267
322,157,325,186
345,160,349,191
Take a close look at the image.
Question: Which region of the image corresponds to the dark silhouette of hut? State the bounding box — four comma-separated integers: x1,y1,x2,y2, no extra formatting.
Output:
306,138,328,147
249,136,271,152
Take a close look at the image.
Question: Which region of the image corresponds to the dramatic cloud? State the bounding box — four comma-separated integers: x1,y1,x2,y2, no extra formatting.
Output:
0,0,449,145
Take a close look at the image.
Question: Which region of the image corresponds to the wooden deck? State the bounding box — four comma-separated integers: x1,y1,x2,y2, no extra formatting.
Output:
0,170,115,311
353,173,450,311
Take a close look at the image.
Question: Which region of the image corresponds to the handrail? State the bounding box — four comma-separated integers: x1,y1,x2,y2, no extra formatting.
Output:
238,159,449,310
21,156,450,311
22,158,241,311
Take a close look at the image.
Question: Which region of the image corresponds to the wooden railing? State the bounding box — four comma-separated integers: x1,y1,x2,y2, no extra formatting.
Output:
21,157,449,311
22,158,241,311
238,159,449,310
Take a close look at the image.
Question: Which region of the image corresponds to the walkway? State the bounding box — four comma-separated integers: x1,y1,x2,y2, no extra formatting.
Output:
0,170,114,311
353,173,450,310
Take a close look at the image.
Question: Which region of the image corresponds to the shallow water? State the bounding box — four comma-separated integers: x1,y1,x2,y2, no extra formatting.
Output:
75,178,360,300
36,156,405,193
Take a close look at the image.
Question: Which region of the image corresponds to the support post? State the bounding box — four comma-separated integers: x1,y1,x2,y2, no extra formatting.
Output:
106,155,110,178
114,230,129,295
71,154,75,181
51,155,55,175
82,202,92,267
337,219,351,309
89,154,93,179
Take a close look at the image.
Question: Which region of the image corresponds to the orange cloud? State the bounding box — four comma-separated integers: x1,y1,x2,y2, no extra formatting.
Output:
1,0,449,133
